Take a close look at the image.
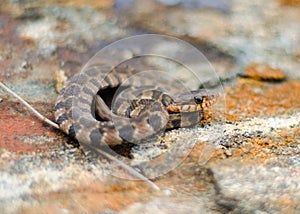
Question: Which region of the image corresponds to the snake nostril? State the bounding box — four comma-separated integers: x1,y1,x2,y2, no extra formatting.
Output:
194,96,203,104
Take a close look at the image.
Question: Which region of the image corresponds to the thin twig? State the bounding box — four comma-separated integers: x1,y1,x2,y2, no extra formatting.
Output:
0,81,59,129
86,144,160,191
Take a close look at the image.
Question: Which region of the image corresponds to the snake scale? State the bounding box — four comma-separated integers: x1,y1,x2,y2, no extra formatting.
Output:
54,61,216,148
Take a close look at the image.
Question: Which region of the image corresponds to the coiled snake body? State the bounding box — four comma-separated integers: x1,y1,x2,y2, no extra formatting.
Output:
54,63,216,147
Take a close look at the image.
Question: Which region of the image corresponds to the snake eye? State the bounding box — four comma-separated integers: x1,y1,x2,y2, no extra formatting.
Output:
194,96,203,104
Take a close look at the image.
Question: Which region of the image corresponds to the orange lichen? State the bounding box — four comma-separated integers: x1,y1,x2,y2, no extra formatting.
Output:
279,0,300,6
244,63,286,81
25,180,151,213
225,79,300,120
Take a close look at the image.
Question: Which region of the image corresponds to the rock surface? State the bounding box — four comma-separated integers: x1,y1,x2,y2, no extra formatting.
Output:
0,0,299,213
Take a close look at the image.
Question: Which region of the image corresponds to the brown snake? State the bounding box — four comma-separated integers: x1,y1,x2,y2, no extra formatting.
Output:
54,62,216,147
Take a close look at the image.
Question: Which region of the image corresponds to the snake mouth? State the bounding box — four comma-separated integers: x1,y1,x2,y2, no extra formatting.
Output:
166,104,203,113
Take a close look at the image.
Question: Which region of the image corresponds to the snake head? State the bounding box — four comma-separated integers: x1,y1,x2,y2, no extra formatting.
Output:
166,89,217,113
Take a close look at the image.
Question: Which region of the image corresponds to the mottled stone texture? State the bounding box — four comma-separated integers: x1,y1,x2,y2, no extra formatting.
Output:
0,0,299,213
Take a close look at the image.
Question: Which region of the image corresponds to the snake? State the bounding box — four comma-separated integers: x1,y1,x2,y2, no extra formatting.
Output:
54,61,216,148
